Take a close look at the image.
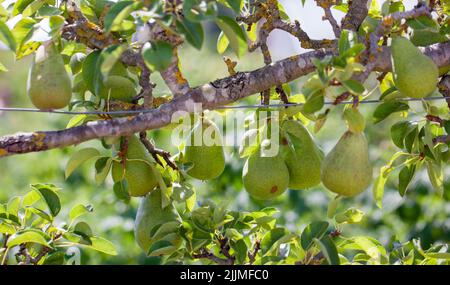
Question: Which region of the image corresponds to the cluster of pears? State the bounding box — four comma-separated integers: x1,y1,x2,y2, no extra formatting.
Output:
242,120,323,200
182,117,226,180
242,119,373,200
72,52,137,102
391,36,439,98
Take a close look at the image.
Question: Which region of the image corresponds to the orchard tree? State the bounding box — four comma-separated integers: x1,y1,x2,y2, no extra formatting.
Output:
0,0,450,265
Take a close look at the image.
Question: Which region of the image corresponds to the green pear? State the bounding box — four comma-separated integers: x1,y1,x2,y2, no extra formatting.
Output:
184,118,225,180
391,37,439,98
112,135,158,197
69,52,86,74
102,75,137,102
27,42,72,110
243,147,290,200
321,131,372,197
282,120,323,190
134,188,182,256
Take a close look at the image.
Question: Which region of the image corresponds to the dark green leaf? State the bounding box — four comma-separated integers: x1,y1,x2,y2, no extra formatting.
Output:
398,164,416,196
301,221,329,250
104,1,142,34
30,184,61,217
314,236,340,265
373,101,409,124
176,19,204,50
142,41,173,72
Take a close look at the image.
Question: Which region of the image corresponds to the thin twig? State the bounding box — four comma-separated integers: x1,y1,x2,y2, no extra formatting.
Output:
139,132,178,170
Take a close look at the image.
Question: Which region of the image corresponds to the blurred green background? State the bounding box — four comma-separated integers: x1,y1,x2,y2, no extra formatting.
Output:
0,26,449,264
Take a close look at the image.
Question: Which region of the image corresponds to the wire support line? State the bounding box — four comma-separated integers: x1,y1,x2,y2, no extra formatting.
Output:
0,96,449,116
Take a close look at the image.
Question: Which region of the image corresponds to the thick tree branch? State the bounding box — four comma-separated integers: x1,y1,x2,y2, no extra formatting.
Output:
0,42,449,157
341,0,369,32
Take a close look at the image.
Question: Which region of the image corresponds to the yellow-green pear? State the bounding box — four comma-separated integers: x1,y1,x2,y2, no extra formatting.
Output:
282,120,323,190
184,118,225,180
321,131,372,197
134,188,182,256
391,37,439,98
27,42,72,110
243,146,290,200
112,135,158,197
102,75,137,102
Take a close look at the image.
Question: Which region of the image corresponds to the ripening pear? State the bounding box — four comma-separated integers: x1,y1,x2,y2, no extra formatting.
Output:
184,118,225,180
321,131,372,197
242,146,290,200
134,188,182,256
102,75,137,102
112,135,158,197
391,37,439,98
282,120,323,190
27,42,72,110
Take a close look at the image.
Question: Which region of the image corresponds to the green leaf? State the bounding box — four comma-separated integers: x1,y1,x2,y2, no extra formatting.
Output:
69,204,93,223
303,90,324,114
216,31,229,54
222,0,243,13
391,121,415,149
82,50,102,94
425,252,450,260
301,221,329,250
314,236,340,265
7,230,50,248
26,206,53,222
22,0,46,17
12,0,34,15
65,148,101,178
30,184,61,217
260,227,289,253
84,236,117,256
176,19,204,50
0,20,17,52
95,157,112,185
0,222,15,235
142,41,173,72
74,221,93,237
373,101,409,124
215,16,247,58
7,196,21,218
104,1,142,34
426,160,444,197
183,0,218,22
342,79,365,94
398,164,416,196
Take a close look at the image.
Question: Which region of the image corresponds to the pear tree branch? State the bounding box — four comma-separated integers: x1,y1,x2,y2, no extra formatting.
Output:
0,42,449,158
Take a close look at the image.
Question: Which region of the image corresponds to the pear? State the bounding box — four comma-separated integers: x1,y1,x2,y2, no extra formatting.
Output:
102,75,137,102
184,118,225,180
134,188,182,256
111,135,158,197
282,120,323,190
391,37,439,98
27,42,72,110
242,147,290,200
321,131,372,197
69,52,86,74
